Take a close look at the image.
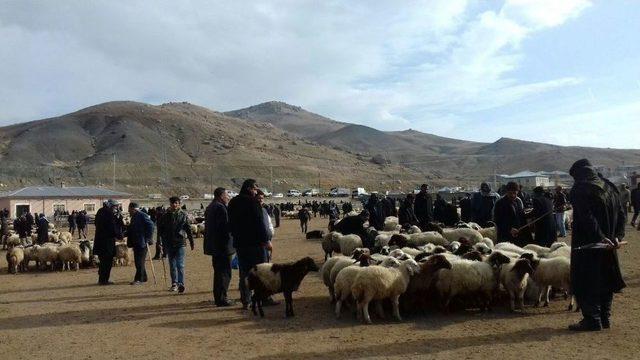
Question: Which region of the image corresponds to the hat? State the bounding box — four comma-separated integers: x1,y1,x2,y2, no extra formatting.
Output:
106,199,119,207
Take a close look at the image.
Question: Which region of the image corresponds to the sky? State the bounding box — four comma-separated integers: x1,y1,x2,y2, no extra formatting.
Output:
1,0,639,148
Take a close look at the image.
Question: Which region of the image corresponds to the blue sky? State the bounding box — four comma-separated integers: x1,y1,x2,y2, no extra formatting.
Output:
1,0,638,148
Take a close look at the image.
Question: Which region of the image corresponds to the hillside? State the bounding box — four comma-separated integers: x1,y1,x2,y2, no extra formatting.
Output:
0,101,420,195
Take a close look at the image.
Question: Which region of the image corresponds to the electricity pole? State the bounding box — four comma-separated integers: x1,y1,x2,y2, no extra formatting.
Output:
112,153,116,189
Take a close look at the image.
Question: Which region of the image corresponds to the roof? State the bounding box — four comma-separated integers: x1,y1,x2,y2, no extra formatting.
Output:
0,186,131,199
503,170,550,179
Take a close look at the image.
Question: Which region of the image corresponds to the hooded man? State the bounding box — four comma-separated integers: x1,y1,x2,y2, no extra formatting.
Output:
471,183,500,228
568,159,626,331
398,194,418,227
414,184,433,229
530,186,557,247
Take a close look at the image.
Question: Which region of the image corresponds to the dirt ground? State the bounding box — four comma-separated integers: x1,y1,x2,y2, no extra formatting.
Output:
1,217,639,360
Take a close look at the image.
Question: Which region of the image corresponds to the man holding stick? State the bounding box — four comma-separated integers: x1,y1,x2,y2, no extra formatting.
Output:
494,181,531,246
568,159,626,331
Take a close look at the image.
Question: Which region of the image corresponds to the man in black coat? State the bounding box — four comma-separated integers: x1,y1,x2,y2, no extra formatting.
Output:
529,186,556,247
459,193,472,222
630,183,640,226
568,159,626,331
333,210,370,246
398,194,418,227
493,182,530,246
273,205,280,228
414,184,433,230
365,193,385,231
204,187,235,306
228,179,272,309
36,214,49,245
94,200,123,285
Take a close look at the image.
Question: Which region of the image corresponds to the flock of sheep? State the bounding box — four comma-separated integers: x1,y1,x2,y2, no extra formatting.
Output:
316,216,573,323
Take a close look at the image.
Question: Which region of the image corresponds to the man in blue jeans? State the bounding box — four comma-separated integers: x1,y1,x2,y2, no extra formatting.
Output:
553,186,568,238
159,196,194,293
127,202,155,285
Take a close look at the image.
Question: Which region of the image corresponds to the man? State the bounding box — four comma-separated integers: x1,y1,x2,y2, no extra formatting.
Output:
332,210,370,247
272,204,281,228
517,184,532,208
493,182,529,246
257,190,274,261
471,183,499,228
553,186,568,237
76,210,88,239
37,214,49,245
459,193,472,222
152,206,166,259
631,183,640,226
619,184,630,216
127,202,155,285
298,206,311,234
1,214,9,250
414,184,433,229
568,159,625,331
68,211,77,237
365,193,385,231
25,212,34,237
204,187,235,307
94,200,123,285
159,196,194,293
433,194,447,224
228,179,274,309
530,186,556,247
398,194,418,227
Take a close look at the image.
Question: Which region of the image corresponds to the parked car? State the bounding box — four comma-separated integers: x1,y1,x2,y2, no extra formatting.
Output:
179,195,190,200
287,189,302,197
329,187,350,197
273,193,284,198
352,187,368,198
302,188,319,197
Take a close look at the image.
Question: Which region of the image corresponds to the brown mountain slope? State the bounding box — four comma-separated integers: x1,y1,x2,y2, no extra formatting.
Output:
0,101,421,194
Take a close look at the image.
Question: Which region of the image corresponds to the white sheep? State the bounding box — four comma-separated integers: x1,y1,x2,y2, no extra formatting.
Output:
331,232,363,257
321,255,350,301
58,244,82,271
498,258,535,311
494,242,536,257
48,232,59,243
546,242,570,258
21,245,39,271
383,216,399,231
442,228,483,244
197,223,205,237
350,258,421,324
35,244,60,271
478,226,496,241
407,225,421,234
526,256,573,309
58,231,73,244
408,231,448,247
321,232,340,260
114,242,130,266
473,242,492,255
374,233,394,248
6,234,21,248
6,246,25,274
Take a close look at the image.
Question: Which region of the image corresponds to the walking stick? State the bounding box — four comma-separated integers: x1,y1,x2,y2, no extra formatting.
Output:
516,211,553,232
160,246,168,287
146,243,158,286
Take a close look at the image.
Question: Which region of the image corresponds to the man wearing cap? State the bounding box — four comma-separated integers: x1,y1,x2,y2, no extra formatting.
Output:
494,181,529,246
472,182,500,228
94,200,124,285
159,196,194,293
127,202,155,285
568,159,625,331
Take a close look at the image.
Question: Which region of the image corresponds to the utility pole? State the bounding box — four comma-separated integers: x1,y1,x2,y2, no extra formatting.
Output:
112,153,116,189
270,166,273,193
210,165,213,194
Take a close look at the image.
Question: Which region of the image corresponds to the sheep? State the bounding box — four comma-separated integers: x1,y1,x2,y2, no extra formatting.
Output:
247,256,319,317
79,240,94,266
408,231,448,247
520,254,573,310
58,244,82,271
494,242,536,257
189,224,199,238
478,226,496,241
34,244,59,271
480,237,494,248
334,255,378,318
22,245,39,271
407,225,422,234
58,231,73,244
321,232,340,260
435,252,511,312
197,223,205,237
350,258,422,324
546,242,570,258
321,255,350,301
403,254,454,310
7,246,25,274
442,228,483,244
48,232,60,243
332,232,363,257
114,242,130,266
498,258,534,311
374,233,394,248
329,256,365,295
305,230,324,240
400,247,423,258
473,242,492,255
383,216,399,231
447,241,461,253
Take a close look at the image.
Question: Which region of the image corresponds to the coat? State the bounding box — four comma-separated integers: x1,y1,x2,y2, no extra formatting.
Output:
493,196,529,246
228,193,268,249
471,191,499,227
94,207,123,257
569,166,626,297
158,209,194,250
204,200,234,256
126,210,154,249
37,217,49,244
530,194,556,247
459,197,472,222
398,201,418,226
365,198,385,231
414,192,433,225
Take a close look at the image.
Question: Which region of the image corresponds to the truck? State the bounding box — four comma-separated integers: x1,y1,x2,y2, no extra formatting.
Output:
287,189,302,197
329,187,350,197
351,187,368,198
302,188,319,197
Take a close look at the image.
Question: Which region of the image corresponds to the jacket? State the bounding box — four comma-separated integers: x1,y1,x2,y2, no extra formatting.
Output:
471,191,499,227
530,194,556,247
204,200,234,256
159,208,194,249
493,196,528,246
94,207,123,257
228,193,268,249
569,165,626,297
414,192,433,224
126,210,155,249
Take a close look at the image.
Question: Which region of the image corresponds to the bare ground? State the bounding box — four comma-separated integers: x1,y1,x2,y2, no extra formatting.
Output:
1,217,639,360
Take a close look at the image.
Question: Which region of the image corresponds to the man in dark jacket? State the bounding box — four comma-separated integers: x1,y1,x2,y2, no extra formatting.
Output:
630,183,640,226
94,200,123,285
204,187,235,306
76,211,88,239
273,205,281,228
298,206,311,233
127,202,154,285
37,214,49,245
25,212,34,236
553,186,568,237
568,159,626,331
414,184,433,229
494,182,529,246
228,179,272,309
68,211,77,237
529,187,556,247
471,183,499,227
1,215,9,250
398,194,418,227
365,193,385,231
459,193,472,222
159,196,194,293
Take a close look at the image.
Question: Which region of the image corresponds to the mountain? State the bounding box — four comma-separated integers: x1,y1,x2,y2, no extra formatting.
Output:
0,101,420,195
1,100,638,195
224,101,345,138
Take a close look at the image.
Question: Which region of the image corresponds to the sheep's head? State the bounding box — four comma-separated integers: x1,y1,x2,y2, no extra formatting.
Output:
402,258,420,275
448,241,461,253
511,259,534,278
388,234,408,248
433,246,447,254
488,252,511,268
421,254,452,273
462,250,483,261
380,257,401,268
519,253,539,270
388,248,406,259
424,222,444,235
298,256,319,272
453,242,473,256
473,243,492,255
380,246,391,255
351,248,370,260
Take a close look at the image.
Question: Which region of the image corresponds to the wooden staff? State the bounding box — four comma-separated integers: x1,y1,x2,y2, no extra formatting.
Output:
516,211,553,232
146,243,158,286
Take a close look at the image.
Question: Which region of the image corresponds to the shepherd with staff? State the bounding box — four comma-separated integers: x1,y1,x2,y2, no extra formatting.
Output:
494,181,532,247
567,159,626,331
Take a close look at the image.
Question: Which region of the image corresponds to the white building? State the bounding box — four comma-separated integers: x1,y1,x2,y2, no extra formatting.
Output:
498,171,551,189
